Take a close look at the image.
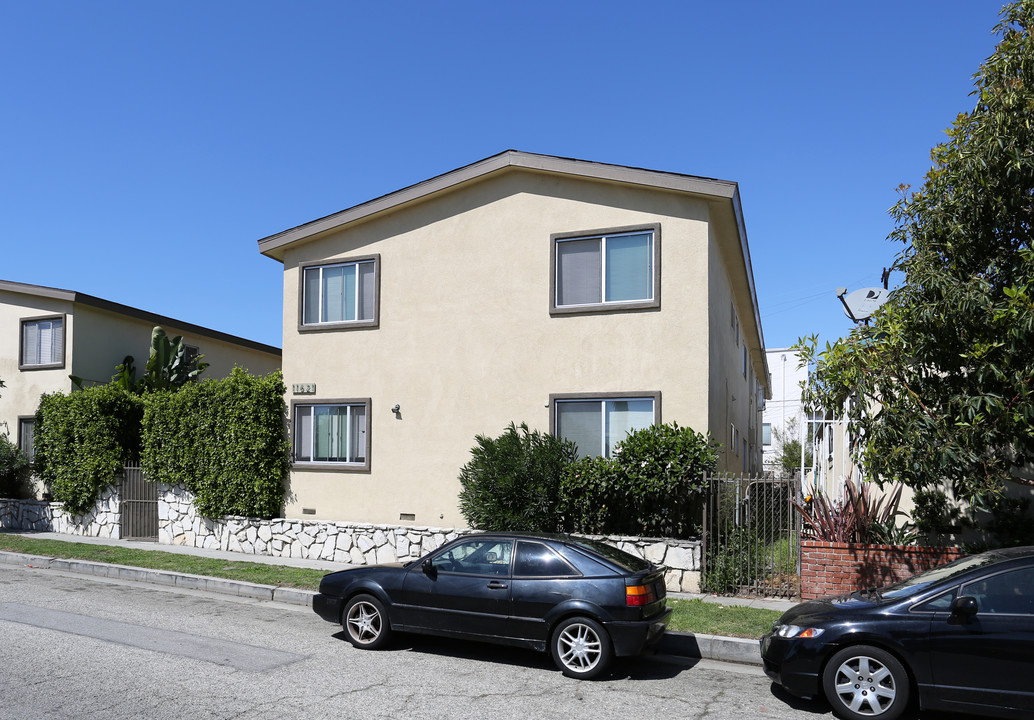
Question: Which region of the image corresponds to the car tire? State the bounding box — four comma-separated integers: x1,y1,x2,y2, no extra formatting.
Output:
550,616,613,680
822,644,910,720
342,594,392,650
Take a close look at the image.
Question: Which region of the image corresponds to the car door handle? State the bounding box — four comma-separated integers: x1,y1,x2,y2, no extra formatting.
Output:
487,581,508,590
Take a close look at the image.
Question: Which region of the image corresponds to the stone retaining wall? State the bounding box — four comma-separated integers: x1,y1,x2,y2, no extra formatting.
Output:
0,483,703,592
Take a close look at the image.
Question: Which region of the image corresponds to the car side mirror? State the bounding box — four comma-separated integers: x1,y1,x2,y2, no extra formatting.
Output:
950,595,978,617
422,558,437,578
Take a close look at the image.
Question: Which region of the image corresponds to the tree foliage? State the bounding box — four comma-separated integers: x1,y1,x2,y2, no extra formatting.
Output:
768,418,813,478
799,2,1034,503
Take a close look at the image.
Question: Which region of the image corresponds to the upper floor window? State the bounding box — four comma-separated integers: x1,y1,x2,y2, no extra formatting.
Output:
550,224,660,315
292,399,370,471
20,316,65,369
300,256,379,330
551,393,658,459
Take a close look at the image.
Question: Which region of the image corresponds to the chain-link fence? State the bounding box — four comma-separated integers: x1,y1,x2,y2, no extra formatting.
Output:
701,474,802,598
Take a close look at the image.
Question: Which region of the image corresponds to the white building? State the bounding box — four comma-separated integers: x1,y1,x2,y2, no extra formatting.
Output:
762,348,808,475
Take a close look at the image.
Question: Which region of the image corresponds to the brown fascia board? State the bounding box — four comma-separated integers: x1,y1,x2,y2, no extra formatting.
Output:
256,150,740,261
0,279,281,356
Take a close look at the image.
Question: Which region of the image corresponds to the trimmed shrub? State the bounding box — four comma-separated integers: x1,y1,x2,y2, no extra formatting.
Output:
458,422,578,532
141,368,290,518
560,422,719,539
35,385,144,515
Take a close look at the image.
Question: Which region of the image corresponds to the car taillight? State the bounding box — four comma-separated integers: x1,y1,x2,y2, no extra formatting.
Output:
626,583,658,607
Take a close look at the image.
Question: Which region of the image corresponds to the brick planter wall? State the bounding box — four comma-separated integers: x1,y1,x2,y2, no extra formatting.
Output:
800,541,965,600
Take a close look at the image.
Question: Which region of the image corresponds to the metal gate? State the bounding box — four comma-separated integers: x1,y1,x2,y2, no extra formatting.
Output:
120,466,158,542
702,474,801,598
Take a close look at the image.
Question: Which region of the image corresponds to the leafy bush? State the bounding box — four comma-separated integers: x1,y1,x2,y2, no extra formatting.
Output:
141,368,290,519
701,527,766,594
0,434,33,499
458,422,578,532
35,385,144,514
560,422,719,539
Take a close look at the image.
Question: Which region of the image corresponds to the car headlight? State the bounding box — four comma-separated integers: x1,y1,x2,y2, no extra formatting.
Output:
774,624,825,639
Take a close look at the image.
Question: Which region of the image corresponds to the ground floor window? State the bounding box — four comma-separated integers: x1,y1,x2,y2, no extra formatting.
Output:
292,399,370,471
551,393,658,459
18,417,35,461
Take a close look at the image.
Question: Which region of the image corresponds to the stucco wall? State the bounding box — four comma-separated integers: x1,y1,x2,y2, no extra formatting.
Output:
70,304,281,386
0,289,74,441
279,171,734,525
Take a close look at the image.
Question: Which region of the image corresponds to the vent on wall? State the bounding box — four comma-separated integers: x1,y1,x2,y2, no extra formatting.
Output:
400,513,415,522
302,508,316,515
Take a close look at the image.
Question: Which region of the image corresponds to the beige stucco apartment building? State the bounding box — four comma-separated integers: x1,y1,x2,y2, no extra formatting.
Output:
259,151,769,526
0,279,282,466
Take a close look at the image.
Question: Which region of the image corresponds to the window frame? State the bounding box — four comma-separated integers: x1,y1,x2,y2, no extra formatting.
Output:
549,391,661,459
19,314,66,371
298,255,380,332
549,223,661,316
290,398,372,472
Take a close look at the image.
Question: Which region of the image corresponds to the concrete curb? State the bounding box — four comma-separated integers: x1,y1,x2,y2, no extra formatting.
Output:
1,550,761,665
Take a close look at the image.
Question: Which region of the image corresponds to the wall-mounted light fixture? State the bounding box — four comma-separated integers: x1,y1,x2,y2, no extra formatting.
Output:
391,404,401,413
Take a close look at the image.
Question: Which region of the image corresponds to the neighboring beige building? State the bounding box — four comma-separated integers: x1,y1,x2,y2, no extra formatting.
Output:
258,151,769,526
0,279,282,467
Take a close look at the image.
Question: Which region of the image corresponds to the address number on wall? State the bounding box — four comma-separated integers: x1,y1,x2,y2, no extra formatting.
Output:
292,383,316,394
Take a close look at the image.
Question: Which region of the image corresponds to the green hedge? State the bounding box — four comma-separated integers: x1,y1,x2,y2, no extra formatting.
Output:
458,421,719,539
559,422,719,539
34,368,290,519
458,422,577,532
35,385,144,515
141,368,290,518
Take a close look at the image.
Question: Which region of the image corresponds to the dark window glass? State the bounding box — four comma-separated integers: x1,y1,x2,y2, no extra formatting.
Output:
515,541,577,577
963,568,1034,615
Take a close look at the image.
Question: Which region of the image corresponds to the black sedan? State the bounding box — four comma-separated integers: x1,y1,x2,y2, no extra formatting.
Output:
761,545,1034,720
312,532,671,679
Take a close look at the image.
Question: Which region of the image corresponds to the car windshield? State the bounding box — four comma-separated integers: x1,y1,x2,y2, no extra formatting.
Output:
878,552,1005,600
566,538,652,572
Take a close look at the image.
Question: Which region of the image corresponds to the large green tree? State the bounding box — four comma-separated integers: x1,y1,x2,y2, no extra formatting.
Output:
800,1,1034,504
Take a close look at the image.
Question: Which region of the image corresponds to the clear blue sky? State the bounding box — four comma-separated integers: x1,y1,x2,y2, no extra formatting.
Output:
1,1,1007,352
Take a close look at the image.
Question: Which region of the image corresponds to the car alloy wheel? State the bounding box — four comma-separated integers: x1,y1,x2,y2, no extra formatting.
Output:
822,645,910,720
342,594,391,650
551,617,613,680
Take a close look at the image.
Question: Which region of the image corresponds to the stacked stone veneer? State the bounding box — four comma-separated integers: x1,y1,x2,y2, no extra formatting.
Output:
0,482,703,592
0,486,120,538
800,541,966,600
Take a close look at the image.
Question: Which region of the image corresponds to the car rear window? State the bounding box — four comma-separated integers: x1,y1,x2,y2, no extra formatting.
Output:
566,538,652,573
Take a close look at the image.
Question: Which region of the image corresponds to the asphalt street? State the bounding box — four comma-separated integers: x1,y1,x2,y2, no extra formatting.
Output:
0,565,832,720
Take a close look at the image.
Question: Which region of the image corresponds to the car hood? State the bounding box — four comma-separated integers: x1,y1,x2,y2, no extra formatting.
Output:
777,591,880,625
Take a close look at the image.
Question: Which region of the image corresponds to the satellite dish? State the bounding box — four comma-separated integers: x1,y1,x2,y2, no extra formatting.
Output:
839,287,889,321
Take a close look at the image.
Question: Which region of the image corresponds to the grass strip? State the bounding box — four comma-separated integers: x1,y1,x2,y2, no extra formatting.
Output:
0,533,326,590
0,532,784,636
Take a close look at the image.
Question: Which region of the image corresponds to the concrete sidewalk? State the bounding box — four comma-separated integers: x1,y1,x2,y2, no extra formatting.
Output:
0,530,796,666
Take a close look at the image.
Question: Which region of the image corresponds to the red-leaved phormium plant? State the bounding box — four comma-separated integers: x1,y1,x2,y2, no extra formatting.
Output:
793,480,905,544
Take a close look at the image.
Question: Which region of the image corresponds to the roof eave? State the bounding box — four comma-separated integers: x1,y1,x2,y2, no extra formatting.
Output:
257,150,739,261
